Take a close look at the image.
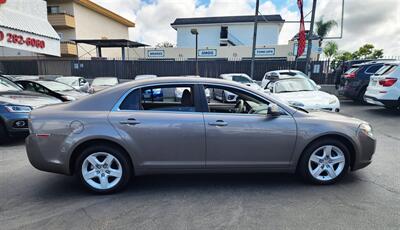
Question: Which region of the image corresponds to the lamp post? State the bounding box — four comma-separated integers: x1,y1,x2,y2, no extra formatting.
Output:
191,28,199,76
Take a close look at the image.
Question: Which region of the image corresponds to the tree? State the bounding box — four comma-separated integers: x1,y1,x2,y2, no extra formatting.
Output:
155,41,174,48
352,44,384,59
315,18,338,60
323,41,338,83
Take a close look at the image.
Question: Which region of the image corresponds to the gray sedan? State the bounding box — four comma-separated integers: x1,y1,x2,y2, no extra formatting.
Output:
26,77,376,193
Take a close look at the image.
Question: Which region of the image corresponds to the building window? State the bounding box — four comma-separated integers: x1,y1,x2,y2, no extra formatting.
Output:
220,26,228,39
47,6,61,14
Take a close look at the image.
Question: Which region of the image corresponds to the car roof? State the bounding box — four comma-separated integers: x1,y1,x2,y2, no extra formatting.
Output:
353,60,398,67
93,77,118,79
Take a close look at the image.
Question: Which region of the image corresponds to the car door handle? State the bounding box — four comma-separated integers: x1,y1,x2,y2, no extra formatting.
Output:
119,118,140,125
208,120,228,127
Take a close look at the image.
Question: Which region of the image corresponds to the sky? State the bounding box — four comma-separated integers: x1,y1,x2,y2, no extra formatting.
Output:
91,0,400,56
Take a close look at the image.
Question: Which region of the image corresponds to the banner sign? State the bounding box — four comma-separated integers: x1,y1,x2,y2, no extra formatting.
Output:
147,50,165,58
198,49,217,57
255,48,275,57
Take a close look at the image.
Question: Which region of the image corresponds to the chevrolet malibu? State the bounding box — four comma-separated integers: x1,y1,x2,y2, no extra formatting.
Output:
26,77,376,194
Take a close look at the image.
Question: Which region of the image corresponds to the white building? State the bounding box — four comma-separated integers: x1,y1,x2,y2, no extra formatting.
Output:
171,15,284,48
0,0,60,57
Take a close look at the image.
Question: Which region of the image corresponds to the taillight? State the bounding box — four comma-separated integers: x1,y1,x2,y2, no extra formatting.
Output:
344,72,356,79
379,78,398,87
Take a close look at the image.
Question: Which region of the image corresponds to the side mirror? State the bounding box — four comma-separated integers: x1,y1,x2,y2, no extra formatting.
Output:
316,85,322,90
267,103,281,117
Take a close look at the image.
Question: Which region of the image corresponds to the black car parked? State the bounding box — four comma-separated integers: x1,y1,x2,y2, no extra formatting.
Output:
339,61,385,102
15,80,89,102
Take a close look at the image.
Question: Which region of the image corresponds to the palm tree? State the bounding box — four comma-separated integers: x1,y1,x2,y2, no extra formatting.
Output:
323,41,338,83
315,18,337,60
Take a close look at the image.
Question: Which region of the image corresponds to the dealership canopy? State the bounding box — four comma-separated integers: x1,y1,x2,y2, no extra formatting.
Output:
0,0,60,56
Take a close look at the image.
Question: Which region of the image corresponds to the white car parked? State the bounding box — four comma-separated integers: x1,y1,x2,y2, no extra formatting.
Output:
265,77,340,112
213,73,261,102
364,61,400,109
135,74,158,80
261,70,319,90
55,76,90,93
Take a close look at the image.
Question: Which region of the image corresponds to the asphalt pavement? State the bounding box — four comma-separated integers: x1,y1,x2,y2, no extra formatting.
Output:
0,101,399,230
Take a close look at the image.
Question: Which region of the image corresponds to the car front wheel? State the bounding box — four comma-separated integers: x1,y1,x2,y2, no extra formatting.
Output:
76,145,132,194
298,139,350,184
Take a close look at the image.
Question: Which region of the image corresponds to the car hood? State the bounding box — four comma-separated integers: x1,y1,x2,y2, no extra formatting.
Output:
243,83,262,90
0,91,62,108
273,91,336,106
92,85,111,92
305,110,365,125
59,90,89,98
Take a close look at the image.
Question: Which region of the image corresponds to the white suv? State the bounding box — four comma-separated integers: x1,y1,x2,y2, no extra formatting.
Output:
364,61,400,109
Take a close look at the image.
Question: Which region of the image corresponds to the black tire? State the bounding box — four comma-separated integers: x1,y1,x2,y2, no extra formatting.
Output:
298,138,350,185
75,144,132,194
356,87,367,104
0,121,10,145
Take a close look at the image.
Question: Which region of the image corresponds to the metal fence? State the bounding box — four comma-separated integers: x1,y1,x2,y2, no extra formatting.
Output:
0,59,336,84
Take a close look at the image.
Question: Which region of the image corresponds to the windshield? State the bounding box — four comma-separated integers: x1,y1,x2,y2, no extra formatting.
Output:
38,81,75,92
92,78,118,86
0,77,22,92
56,77,78,86
275,79,316,93
231,75,252,84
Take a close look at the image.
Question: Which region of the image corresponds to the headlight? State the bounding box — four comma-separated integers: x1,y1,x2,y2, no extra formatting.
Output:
329,97,338,104
61,95,76,101
359,123,374,138
288,101,304,107
4,105,32,113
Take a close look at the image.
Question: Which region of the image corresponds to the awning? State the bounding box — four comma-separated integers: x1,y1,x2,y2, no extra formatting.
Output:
0,0,60,56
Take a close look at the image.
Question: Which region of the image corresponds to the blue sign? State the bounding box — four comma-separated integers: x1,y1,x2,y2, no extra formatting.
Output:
147,50,165,58
198,49,217,57
255,48,275,57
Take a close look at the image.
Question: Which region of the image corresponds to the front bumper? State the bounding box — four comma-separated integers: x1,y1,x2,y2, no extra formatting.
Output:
352,128,376,171
1,112,29,137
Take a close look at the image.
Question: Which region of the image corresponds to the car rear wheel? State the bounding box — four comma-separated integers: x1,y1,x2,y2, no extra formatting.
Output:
76,145,132,194
298,139,350,184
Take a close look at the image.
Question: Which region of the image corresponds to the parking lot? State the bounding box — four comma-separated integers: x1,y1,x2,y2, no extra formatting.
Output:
0,101,399,230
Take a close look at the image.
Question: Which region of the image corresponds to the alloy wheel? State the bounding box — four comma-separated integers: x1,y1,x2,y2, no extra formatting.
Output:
81,152,123,190
308,145,346,181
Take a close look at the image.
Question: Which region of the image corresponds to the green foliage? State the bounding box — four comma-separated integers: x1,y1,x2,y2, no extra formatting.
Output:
332,44,385,67
323,41,338,59
155,41,174,48
315,18,338,39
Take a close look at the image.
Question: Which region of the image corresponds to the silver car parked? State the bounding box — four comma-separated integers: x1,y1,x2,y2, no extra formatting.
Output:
26,77,376,194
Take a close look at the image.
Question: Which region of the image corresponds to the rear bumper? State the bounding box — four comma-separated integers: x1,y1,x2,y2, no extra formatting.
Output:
364,95,399,107
25,134,70,175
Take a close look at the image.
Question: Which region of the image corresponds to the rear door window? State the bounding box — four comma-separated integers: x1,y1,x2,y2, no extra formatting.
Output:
345,67,359,74
364,65,383,74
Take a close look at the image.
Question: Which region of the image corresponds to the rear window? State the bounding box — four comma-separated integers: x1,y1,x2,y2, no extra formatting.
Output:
345,67,359,74
364,65,383,74
375,65,397,75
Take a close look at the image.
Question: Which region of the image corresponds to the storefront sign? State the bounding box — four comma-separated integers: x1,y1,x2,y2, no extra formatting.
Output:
147,50,165,58
0,29,45,49
255,48,275,57
198,49,217,57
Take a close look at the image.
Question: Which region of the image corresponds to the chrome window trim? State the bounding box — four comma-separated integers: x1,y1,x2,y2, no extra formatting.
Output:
111,81,292,116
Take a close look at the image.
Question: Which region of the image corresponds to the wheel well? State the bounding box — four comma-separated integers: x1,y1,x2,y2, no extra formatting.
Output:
69,139,134,175
298,134,356,170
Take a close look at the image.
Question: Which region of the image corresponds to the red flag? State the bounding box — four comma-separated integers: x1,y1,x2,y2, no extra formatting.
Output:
297,0,306,57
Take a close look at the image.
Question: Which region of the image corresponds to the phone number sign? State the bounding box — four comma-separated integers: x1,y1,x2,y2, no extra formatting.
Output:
0,30,45,49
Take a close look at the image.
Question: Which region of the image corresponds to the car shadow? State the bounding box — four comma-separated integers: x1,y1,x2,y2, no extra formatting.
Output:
366,107,400,117
0,137,25,147
32,171,366,199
